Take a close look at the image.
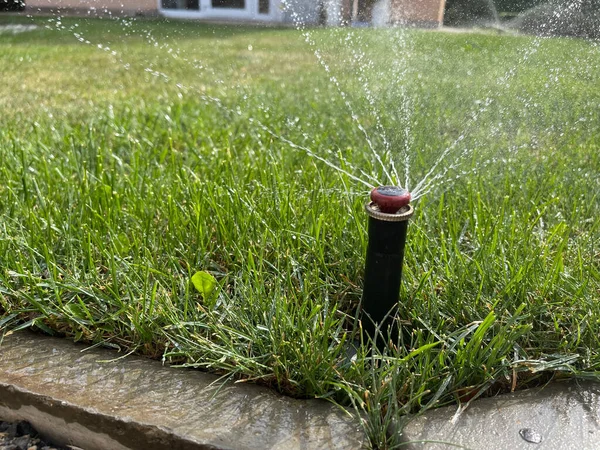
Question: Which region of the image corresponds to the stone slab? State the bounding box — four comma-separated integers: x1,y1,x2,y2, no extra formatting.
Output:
0,332,365,450
401,379,600,449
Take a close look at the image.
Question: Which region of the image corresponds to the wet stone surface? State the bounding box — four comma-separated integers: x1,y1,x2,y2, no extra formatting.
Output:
400,380,600,449
0,332,365,450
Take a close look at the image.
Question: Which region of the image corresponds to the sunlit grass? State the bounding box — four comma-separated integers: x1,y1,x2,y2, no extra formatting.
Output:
1,15,599,449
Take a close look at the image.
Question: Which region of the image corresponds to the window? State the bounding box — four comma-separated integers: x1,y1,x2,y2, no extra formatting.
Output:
258,0,269,14
211,0,245,8
161,0,199,10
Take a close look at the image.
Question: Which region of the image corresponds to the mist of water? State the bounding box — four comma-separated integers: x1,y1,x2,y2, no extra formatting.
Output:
508,0,600,39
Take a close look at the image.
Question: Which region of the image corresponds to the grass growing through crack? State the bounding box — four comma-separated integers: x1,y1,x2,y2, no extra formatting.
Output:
1,15,600,448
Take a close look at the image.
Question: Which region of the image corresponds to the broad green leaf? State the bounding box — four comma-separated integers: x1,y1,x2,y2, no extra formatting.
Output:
191,271,217,307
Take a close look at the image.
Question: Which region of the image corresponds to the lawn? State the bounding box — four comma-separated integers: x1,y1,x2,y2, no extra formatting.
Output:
1,15,599,448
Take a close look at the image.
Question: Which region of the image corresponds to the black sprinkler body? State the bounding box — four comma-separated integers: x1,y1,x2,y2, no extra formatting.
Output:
361,186,413,343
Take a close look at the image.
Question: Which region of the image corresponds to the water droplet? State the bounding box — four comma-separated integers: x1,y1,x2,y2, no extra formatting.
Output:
519,428,542,444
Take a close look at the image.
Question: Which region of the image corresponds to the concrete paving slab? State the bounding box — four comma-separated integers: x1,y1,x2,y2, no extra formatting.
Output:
401,379,600,449
0,332,366,450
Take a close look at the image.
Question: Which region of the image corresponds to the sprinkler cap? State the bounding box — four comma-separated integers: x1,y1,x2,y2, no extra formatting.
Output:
370,186,411,214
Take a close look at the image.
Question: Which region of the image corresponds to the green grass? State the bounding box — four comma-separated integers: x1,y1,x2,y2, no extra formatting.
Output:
1,15,599,449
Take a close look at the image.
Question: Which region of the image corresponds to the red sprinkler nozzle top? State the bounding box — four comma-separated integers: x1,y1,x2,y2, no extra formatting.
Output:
370,186,411,214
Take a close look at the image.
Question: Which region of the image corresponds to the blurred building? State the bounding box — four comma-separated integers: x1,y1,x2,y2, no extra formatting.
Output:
24,0,446,27
324,0,446,27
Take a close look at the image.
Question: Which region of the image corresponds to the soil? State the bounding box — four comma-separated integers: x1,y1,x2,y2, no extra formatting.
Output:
0,420,82,450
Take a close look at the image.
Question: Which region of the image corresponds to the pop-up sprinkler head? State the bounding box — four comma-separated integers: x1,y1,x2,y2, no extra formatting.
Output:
370,186,411,214
361,186,413,345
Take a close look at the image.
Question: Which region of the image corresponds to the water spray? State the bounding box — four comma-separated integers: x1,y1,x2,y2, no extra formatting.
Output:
361,186,413,344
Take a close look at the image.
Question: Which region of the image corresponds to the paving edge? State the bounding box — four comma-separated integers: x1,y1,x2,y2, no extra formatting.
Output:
400,378,600,449
0,332,366,450
0,382,211,450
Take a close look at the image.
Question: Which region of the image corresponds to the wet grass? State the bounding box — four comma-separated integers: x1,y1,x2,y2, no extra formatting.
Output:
1,15,600,449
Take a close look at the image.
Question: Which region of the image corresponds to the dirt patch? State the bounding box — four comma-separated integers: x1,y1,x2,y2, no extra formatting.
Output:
0,419,79,450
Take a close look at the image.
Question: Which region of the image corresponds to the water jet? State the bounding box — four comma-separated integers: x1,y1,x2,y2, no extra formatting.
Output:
361,186,413,344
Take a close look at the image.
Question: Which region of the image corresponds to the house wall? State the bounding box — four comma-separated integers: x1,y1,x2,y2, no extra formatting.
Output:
24,0,446,25
389,0,446,26
318,0,353,25
281,0,320,24
26,0,157,15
